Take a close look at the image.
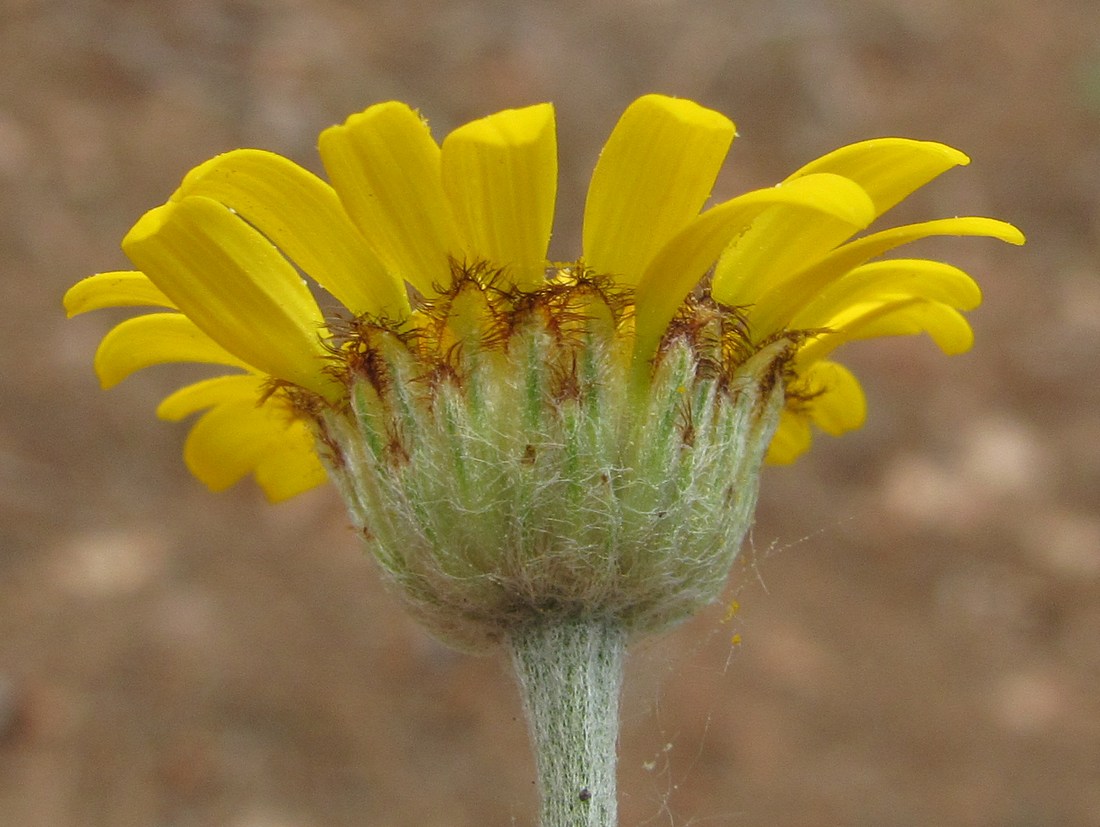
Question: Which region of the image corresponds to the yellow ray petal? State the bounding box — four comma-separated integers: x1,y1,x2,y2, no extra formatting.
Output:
318,101,462,296
94,313,251,389
183,395,325,500
64,271,175,316
712,209,864,313
156,374,266,421
582,95,735,285
633,173,875,373
721,140,969,313
805,218,1024,294
794,360,867,436
799,299,974,366
765,409,813,465
182,397,281,492
792,259,981,329
845,302,974,353
766,361,866,463
712,152,930,311
122,196,336,398
253,421,329,502
785,138,969,217
175,149,409,319
747,216,1023,332
441,103,557,291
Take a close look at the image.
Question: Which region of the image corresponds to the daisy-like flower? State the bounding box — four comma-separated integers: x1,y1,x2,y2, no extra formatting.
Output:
64,95,1022,826
64,96,1021,502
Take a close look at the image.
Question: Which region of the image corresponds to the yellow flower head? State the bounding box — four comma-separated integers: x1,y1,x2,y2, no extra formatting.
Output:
65,95,1022,504
65,94,1022,645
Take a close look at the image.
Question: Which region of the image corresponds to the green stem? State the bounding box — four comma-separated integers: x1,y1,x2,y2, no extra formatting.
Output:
507,617,626,827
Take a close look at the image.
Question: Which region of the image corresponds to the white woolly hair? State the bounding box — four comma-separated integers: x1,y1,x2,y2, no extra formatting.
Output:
317,288,788,651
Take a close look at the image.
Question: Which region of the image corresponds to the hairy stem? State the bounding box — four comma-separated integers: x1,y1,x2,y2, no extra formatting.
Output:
508,617,626,827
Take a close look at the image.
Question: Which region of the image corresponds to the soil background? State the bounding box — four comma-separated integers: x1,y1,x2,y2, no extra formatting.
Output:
2,1,1099,825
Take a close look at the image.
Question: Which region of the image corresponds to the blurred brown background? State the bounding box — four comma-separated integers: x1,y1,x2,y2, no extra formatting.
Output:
2,0,1098,824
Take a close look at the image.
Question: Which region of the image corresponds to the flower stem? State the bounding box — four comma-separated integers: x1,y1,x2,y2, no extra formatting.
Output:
507,617,626,827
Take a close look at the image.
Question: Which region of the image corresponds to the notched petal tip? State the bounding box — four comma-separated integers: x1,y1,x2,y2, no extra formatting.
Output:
628,93,736,134
173,150,252,201
121,201,168,249
326,100,427,135
444,102,555,147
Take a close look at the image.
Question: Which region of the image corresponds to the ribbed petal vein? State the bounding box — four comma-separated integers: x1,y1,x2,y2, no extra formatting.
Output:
319,102,462,296
175,149,408,318
122,195,336,398
441,103,557,291
67,95,1025,500
583,95,735,284
713,141,964,313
